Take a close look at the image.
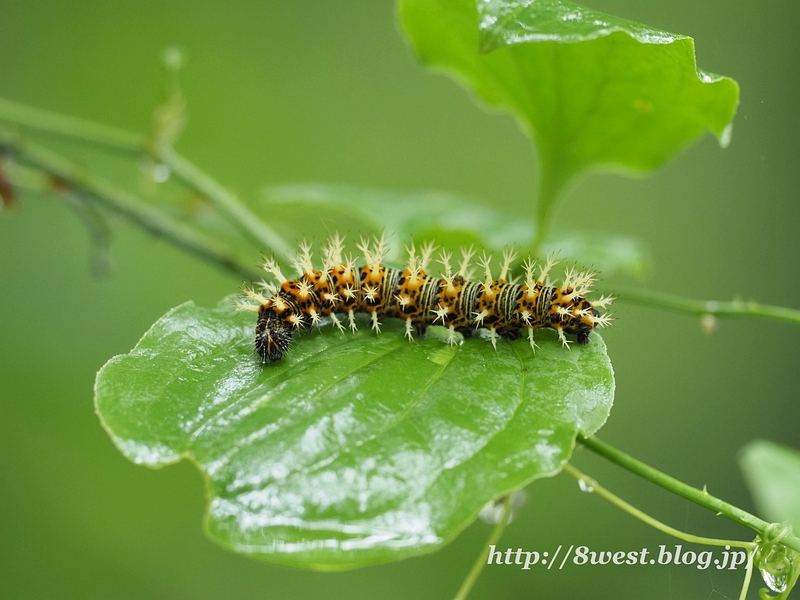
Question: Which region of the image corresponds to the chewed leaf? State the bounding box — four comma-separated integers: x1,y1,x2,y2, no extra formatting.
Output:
95,302,614,569
260,183,649,278
400,0,740,228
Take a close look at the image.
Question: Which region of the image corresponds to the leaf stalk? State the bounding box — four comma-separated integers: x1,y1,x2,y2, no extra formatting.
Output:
0,95,291,259
454,496,512,600
1,129,262,281
610,286,800,326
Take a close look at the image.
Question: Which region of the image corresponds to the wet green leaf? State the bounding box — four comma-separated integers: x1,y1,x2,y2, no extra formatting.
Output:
399,0,740,230
260,183,649,278
740,441,800,532
95,301,614,569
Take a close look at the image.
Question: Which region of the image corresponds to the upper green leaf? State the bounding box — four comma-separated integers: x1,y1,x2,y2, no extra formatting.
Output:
477,0,681,51
95,301,614,569
399,0,740,229
740,440,800,532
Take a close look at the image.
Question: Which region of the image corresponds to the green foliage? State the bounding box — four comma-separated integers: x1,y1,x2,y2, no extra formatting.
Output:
740,442,800,600
94,302,614,569
4,0,800,598
80,0,762,580
399,0,740,235
740,441,800,533
259,184,649,278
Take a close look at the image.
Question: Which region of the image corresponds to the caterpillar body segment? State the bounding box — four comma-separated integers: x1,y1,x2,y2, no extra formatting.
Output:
244,237,612,363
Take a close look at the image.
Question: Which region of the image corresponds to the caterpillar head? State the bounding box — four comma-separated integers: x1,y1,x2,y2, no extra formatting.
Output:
255,313,293,362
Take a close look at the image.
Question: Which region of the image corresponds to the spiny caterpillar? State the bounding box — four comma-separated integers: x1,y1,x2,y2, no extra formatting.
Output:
237,234,613,363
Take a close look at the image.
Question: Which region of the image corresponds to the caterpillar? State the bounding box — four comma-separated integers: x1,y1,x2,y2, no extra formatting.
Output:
237,233,613,363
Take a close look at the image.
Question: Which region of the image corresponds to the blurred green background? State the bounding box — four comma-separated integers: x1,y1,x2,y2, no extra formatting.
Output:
1,1,798,598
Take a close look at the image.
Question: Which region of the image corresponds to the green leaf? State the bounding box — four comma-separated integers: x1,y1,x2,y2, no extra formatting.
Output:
95,301,614,569
260,183,649,278
399,0,740,233
740,440,800,532
542,229,649,280
259,183,530,256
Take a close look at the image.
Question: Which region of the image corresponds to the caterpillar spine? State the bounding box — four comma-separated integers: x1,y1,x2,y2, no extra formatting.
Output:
237,234,613,363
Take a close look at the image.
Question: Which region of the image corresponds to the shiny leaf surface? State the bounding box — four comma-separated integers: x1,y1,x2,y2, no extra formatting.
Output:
95,302,614,569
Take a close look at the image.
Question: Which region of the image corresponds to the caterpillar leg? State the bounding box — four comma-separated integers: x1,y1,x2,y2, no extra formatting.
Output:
414,322,428,337
488,327,498,351
446,325,458,346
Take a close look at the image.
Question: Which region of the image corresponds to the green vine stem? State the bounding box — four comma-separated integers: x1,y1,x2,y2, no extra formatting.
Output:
1,129,262,282
5,95,800,327
0,95,292,259
577,434,800,554
610,285,800,326
4,93,800,589
563,463,757,600
740,550,756,600
0,96,144,153
157,147,292,258
453,495,512,600
530,148,575,260
563,463,755,550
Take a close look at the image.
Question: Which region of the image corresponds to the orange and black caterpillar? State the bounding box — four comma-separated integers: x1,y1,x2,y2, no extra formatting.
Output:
238,234,613,363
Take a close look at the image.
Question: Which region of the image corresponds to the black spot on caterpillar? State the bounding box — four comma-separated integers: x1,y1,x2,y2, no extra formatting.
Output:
238,234,613,363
